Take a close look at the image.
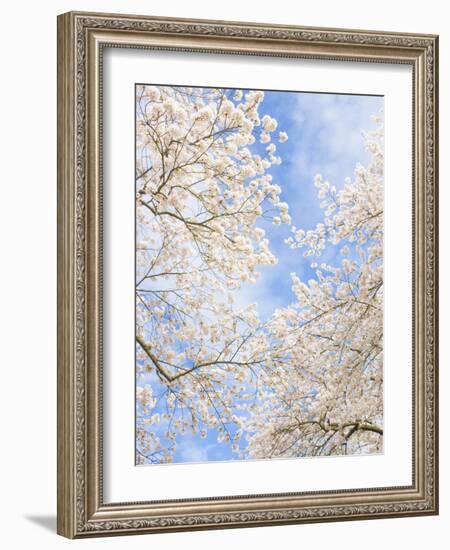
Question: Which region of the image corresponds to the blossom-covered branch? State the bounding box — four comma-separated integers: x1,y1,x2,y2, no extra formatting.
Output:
244,121,384,459
135,85,290,463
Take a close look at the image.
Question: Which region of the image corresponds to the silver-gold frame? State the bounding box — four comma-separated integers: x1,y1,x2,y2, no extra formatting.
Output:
57,11,439,538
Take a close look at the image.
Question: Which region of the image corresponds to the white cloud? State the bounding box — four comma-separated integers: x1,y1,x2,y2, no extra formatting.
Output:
179,445,209,463
284,93,383,226
177,440,220,464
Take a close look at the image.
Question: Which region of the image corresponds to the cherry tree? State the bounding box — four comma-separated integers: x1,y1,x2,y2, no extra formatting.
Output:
135,85,290,463
244,121,384,459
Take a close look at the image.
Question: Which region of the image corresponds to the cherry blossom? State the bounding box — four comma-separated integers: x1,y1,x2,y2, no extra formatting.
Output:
135,85,290,463
245,123,384,458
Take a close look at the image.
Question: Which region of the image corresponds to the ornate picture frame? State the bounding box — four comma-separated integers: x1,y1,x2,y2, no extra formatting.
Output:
57,11,438,538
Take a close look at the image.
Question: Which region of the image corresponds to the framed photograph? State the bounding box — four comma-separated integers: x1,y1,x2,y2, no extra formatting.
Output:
57,11,439,538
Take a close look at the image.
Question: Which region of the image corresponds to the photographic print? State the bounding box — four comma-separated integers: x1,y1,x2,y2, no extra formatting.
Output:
135,84,384,465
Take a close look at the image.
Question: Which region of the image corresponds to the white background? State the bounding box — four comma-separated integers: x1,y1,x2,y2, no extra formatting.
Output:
0,0,446,548
104,49,412,502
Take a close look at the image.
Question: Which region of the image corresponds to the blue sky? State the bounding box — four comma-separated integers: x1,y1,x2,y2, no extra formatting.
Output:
233,89,384,321
137,87,384,465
